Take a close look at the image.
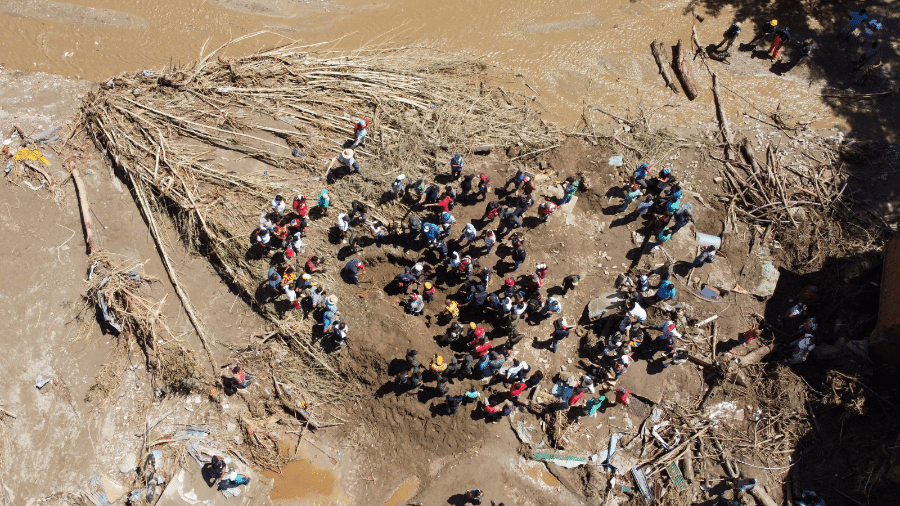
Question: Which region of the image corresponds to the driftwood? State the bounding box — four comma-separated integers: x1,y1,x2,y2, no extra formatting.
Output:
712,74,736,160
650,40,679,93
692,25,705,60
69,164,95,253
673,40,699,100
736,345,772,366
683,444,695,483
129,173,219,374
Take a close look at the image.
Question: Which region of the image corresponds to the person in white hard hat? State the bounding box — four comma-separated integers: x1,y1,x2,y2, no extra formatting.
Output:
391,174,406,198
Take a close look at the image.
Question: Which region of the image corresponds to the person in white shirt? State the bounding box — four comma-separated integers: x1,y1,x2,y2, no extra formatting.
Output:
271,194,286,216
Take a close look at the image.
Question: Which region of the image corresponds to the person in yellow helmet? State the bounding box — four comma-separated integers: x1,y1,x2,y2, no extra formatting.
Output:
422,280,436,302
749,19,777,49
431,354,448,375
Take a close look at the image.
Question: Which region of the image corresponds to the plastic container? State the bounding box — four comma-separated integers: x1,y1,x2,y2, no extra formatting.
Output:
696,232,722,249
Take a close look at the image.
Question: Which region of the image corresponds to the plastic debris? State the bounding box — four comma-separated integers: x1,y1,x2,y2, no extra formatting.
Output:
14,147,51,165
608,155,624,166
36,375,52,389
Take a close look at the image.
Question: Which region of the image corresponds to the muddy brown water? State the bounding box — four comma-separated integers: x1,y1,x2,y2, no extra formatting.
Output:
0,0,841,131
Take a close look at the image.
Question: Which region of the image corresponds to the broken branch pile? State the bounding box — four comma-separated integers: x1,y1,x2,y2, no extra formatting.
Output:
78,252,203,400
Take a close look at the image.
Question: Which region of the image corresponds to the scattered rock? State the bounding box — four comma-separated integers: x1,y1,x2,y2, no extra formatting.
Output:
118,453,137,474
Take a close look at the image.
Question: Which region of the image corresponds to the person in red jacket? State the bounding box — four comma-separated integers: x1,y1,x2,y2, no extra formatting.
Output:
569,387,587,407
292,195,308,218
538,201,557,222
509,382,527,399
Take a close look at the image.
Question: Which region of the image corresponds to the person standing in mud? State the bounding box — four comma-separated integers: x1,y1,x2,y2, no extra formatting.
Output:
716,22,742,51
748,19,777,49
769,26,791,60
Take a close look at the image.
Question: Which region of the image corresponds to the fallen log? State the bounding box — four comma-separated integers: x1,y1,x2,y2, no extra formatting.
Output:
736,345,772,365
673,40,699,101
69,164,95,253
712,74,736,160
650,40,679,93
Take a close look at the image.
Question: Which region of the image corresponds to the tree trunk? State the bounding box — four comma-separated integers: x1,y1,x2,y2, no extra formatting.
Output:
673,40,699,100
651,40,679,93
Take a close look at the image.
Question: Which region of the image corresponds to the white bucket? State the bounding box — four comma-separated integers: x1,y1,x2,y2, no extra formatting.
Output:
696,232,722,249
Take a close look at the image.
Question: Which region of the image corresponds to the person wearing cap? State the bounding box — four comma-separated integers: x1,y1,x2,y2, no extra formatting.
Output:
768,26,791,60
692,245,717,268
537,200,557,223
296,273,312,292
561,274,581,296
560,176,579,205
407,292,425,315
324,294,339,313
337,148,360,173
716,22,742,51
318,189,331,216
781,38,814,73
631,163,650,189
458,222,477,247
350,118,369,149
410,261,434,282
349,200,368,223
838,8,868,39
292,194,308,218
749,19,777,48
504,168,526,192
343,259,365,286
464,488,485,504
477,174,491,201
390,174,405,198
450,154,464,180
271,194,286,216
438,211,456,237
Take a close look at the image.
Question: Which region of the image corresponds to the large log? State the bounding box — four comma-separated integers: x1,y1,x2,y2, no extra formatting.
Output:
673,40,699,101
70,164,95,253
650,40,679,93
712,73,736,160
